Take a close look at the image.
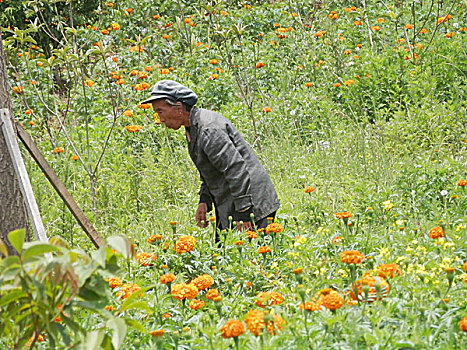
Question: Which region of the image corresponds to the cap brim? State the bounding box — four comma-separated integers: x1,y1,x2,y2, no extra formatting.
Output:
140,93,172,105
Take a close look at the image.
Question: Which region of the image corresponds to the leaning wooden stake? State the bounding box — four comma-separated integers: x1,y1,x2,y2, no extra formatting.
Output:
14,120,105,248
1,108,48,242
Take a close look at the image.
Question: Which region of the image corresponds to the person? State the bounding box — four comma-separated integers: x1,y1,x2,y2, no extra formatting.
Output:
141,80,279,239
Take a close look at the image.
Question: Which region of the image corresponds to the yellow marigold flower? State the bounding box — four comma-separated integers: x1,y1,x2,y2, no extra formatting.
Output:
206,289,220,300
255,291,284,307
335,212,352,219
175,235,196,254
116,283,142,299
349,276,389,303
257,246,271,254
135,252,157,266
52,147,64,154
150,329,165,337
459,317,467,332
219,319,245,338
377,264,401,279
244,309,265,336
105,277,122,289
266,223,283,234
428,226,444,239
340,250,364,264
190,274,214,291
304,186,315,193
189,299,205,310
160,273,175,284
171,283,198,300
316,288,344,311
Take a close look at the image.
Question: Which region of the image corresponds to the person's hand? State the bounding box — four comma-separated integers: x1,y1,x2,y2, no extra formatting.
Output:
236,221,253,231
195,203,209,227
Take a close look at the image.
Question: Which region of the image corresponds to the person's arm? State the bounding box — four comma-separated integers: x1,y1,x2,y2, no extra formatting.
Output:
196,181,212,227
199,128,254,225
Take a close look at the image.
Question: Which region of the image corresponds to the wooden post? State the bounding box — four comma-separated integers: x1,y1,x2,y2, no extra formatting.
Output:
14,121,105,248
0,109,48,242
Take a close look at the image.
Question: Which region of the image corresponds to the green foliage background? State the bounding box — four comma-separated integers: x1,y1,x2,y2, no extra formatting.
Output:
1,0,466,349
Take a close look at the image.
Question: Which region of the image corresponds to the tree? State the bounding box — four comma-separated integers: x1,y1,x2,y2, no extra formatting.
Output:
0,34,30,254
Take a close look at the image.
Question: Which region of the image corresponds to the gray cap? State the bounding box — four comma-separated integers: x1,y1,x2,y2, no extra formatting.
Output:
140,80,198,106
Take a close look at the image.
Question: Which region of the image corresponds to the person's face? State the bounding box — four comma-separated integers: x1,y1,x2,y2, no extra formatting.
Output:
151,99,186,130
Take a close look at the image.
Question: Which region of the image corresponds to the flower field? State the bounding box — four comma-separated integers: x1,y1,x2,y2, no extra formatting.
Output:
1,0,466,349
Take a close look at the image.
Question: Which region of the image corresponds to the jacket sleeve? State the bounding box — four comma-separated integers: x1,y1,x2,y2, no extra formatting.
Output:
199,180,213,212
199,127,254,216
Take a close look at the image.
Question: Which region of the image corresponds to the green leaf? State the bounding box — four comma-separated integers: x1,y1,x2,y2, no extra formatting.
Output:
106,235,135,260
8,229,25,254
91,247,107,268
118,301,153,315
0,239,7,257
118,284,155,314
22,242,60,259
79,330,105,350
0,290,28,307
125,319,146,333
107,317,127,350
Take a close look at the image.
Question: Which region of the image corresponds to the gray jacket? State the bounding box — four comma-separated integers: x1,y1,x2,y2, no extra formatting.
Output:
186,107,280,228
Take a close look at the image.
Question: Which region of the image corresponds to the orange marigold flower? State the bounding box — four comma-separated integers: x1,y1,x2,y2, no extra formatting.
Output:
335,212,352,219
171,283,198,300
209,58,218,64
353,20,362,26
124,125,143,133
135,252,157,266
116,283,142,299
244,309,265,336
292,267,303,274
266,223,283,234
377,18,385,23
419,28,428,34
404,24,413,30
219,319,245,338
344,49,352,55
206,288,220,300
428,226,444,239
333,83,341,87
175,235,196,254
314,30,326,37
304,82,312,87
110,23,120,30
343,79,355,86
377,263,401,279
105,276,122,289
266,314,285,335
83,79,94,87
190,274,214,291
255,291,284,307
53,147,64,154
315,288,344,311
189,299,205,310
104,305,116,311
138,103,151,109
160,273,175,284
460,317,467,332
70,155,79,161
162,312,171,319
349,276,390,303
162,34,170,39
340,250,364,264
304,186,315,193
255,62,265,68
122,109,133,117
370,26,380,31
153,14,161,20
328,11,338,20
129,45,144,52
463,262,467,273
25,109,32,115
148,234,162,244
261,107,272,113
100,29,109,35
258,246,271,254
150,329,165,337
234,240,244,246
246,230,258,239
457,179,467,186
333,236,343,244
299,301,320,312
208,73,219,80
